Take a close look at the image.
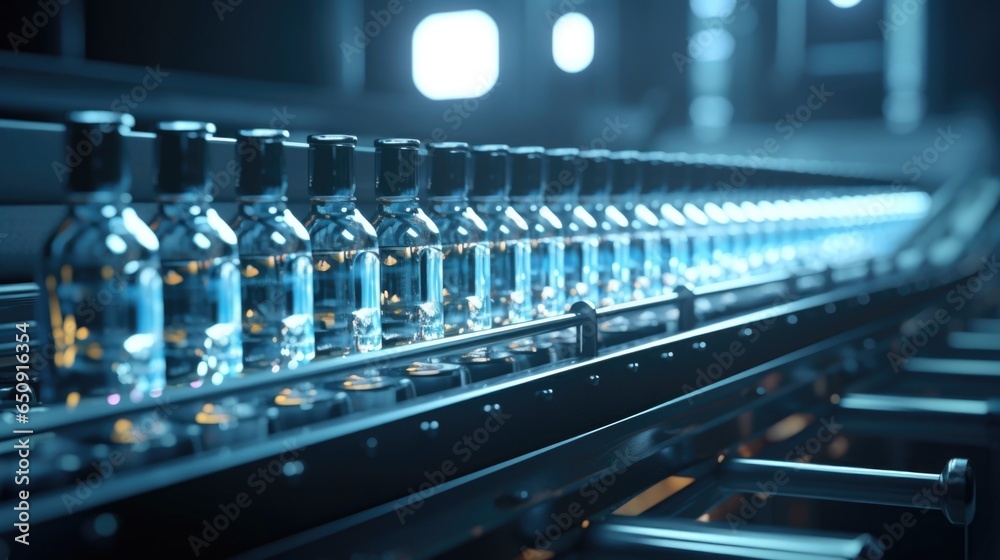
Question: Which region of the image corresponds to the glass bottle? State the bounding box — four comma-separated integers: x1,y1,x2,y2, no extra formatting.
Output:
148,121,242,387
662,158,716,285
510,146,565,318
545,148,600,309
634,152,667,296
302,134,382,356
38,111,165,405
229,129,315,372
697,159,738,281
470,144,532,326
678,158,717,285
660,156,691,287
425,142,491,335
370,138,444,345
579,149,631,307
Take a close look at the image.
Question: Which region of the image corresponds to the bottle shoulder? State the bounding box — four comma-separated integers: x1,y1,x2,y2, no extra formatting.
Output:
557,204,599,235
230,210,311,255
372,208,441,248
592,204,632,233
150,210,238,260
306,211,378,252
518,204,563,236
479,207,530,240
43,212,158,269
428,210,488,244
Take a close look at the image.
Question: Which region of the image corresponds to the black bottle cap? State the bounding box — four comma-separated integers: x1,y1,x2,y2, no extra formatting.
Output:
640,152,668,194
471,144,510,199
578,149,612,197
509,146,545,198
544,147,580,201
374,138,420,198
610,150,642,196
426,142,470,198
154,121,216,197
235,129,289,197
65,111,134,194
308,134,357,198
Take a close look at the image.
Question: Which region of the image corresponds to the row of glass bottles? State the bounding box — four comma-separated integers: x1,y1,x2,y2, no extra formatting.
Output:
39,112,930,406
38,115,525,404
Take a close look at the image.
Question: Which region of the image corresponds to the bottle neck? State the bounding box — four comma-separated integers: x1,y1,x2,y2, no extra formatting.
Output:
554,196,581,211
237,195,288,216
68,191,128,221
428,195,468,214
377,196,421,215
157,194,209,217
579,195,610,209
310,196,356,215
470,196,506,214
636,194,660,208
509,195,538,210
615,196,635,211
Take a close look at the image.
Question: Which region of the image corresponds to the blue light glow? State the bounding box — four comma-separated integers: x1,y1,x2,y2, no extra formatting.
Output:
412,10,499,100
552,13,595,73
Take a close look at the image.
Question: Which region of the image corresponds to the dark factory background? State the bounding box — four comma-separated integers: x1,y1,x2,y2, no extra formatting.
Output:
1,2,1000,560
1,0,998,162
1,0,998,280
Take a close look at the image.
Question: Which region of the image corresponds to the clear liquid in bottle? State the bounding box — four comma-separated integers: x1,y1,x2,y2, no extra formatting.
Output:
371,138,444,345
150,121,243,386
425,142,491,335
510,147,565,318
471,144,533,325
304,135,382,356
39,112,166,405
230,129,315,371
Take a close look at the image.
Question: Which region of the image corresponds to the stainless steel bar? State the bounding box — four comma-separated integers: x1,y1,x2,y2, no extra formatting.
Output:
584,517,878,560
719,457,975,526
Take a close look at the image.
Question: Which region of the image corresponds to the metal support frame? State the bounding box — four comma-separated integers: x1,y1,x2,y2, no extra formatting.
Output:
0,262,957,558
